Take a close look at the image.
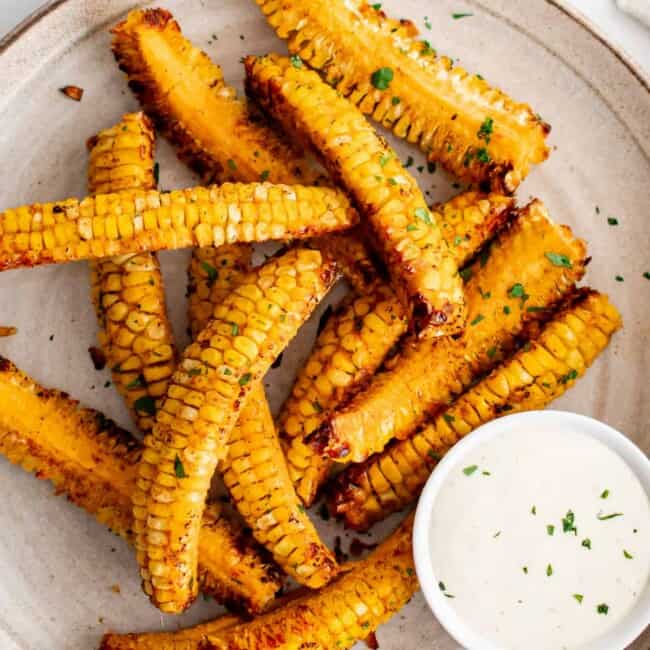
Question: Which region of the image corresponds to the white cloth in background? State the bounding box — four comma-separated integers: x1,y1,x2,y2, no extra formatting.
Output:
617,0,650,27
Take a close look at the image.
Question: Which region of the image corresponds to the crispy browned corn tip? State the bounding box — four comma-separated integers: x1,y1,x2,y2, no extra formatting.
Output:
188,245,253,338
200,513,417,649
254,0,550,193
0,357,281,614
0,183,357,271
313,200,588,463
330,290,622,529
111,8,321,186
245,54,465,338
283,191,513,505
134,248,338,613
0,326,16,337
88,112,177,433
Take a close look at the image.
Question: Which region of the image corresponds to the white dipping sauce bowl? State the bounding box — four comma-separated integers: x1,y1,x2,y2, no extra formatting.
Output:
413,410,650,650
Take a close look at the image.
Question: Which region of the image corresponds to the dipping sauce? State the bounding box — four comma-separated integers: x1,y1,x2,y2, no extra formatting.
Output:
429,427,650,649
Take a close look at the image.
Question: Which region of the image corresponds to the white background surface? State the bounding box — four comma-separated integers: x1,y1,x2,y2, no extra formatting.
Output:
2,0,649,75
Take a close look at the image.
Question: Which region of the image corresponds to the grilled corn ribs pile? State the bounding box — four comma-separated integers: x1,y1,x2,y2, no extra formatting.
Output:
0,0,624,646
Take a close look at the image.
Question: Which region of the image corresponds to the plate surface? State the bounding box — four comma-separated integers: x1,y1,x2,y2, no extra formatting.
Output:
0,1,648,648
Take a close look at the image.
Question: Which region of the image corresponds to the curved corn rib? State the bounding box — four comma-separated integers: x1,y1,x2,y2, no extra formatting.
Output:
312,200,588,463
254,0,550,192
246,54,464,338
111,8,320,186
88,112,177,433
0,183,356,271
0,357,281,614
201,514,418,650
187,245,338,589
134,248,338,613
330,290,622,529
283,192,514,505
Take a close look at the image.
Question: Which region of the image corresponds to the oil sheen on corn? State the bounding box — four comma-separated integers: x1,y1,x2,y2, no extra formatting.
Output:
429,427,649,649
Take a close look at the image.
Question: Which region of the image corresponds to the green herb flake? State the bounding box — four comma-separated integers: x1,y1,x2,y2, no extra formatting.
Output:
482,470,491,476
443,413,455,425
387,177,398,185
623,549,633,559
452,12,473,19
427,449,441,461
597,603,609,615
546,564,553,577
414,207,433,225
562,510,577,534
607,217,618,226
476,148,490,164
547,525,555,536
470,314,485,326
573,594,583,604
153,162,160,186
581,538,592,549
559,369,578,385
522,566,528,574
230,322,239,337
493,531,501,538
477,117,494,143
545,252,573,268
379,153,393,167
531,505,537,515
260,170,270,182
200,260,218,285
227,158,237,171
223,368,232,376
297,503,306,513
486,346,497,359
438,581,446,591
404,155,415,168
424,16,432,29
527,306,545,313
290,54,303,68
371,67,394,90
644,272,650,280
371,2,381,9
239,373,252,386
134,396,156,416
391,96,401,105
459,267,473,282
174,454,187,479
453,235,463,247
600,489,610,499
509,283,528,300
312,400,323,413
187,367,202,377
463,464,478,476
421,40,436,56
503,305,511,315
444,593,455,598
126,375,144,389
597,512,623,521
406,224,418,232
615,275,624,282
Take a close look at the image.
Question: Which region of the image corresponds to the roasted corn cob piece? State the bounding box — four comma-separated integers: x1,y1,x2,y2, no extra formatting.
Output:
188,245,253,338
283,192,514,505
88,112,177,433
111,8,320,186
246,54,465,338
187,245,338,589
255,0,550,193
0,183,356,271
134,248,338,613
200,513,417,649
0,357,281,614
311,200,587,462
331,290,622,529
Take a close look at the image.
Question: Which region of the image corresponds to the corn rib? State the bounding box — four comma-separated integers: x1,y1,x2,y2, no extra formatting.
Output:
134,248,338,612
111,8,320,186
330,290,622,529
0,183,356,271
0,357,281,614
88,112,177,433
312,200,587,462
200,514,418,650
254,0,550,193
283,191,514,505
246,54,465,338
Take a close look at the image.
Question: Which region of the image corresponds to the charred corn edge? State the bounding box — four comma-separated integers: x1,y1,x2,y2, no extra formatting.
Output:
187,244,254,337
255,0,550,192
245,54,465,337
283,192,515,503
0,183,357,270
313,199,588,462
330,290,622,529
111,8,319,186
0,356,280,614
221,384,339,588
201,514,418,650
88,111,178,433
133,248,338,613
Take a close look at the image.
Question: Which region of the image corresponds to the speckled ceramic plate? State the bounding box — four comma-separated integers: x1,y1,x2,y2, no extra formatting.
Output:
0,1,648,648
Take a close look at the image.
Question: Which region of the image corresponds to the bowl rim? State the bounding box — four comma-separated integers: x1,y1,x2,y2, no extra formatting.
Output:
413,409,650,650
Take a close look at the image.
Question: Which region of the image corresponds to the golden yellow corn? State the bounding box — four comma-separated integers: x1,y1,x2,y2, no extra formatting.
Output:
200,514,418,649
0,357,282,614
0,326,16,337
134,248,338,613
0,183,356,271
246,54,465,338
255,0,550,193
282,191,514,505
111,8,320,186
330,290,622,529
312,200,588,462
88,112,177,433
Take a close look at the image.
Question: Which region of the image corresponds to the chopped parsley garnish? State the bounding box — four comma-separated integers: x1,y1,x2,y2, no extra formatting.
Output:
615,275,624,282
200,260,218,285
230,322,239,336
607,217,618,225
644,272,650,280
174,455,187,478
573,594,584,604
545,252,573,268
597,603,609,615
509,283,527,299
463,464,478,476
239,373,252,386
444,593,455,598
187,367,202,377
427,449,441,461
371,67,394,90
476,148,490,164
134,396,156,416
470,314,485,326
562,510,577,534
486,346,497,359
493,531,501,538
424,16,432,29
404,155,415,168
371,2,381,9
477,117,494,144
312,400,323,413
459,267,473,282
443,413,455,424
438,581,446,591
297,503,306,513
153,162,160,186
595,206,600,214
227,158,237,171
406,224,418,232
452,12,473,19
479,287,491,300
126,375,144,389
581,538,592,549
526,306,545,313
547,525,555,536
482,470,491,476
600,489,610,499
260,170,270,182
559,369,578,384
379,153,392,167
453,235,463,247
522,566,528,574
503,305,511,315
223,368,232,375
531,505,537,515
421,40,436,56
597,512,623,520
290,54,303,68
546,564,553,577
414,207,432,225
391,96,401,105
623,549,633,559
